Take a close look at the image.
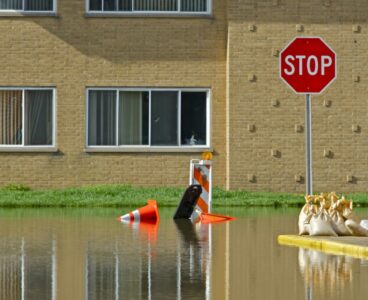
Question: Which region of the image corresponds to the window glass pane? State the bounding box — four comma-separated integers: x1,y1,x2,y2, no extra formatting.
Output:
151,91,178,146
25,0,53,11
89,0,102,10
104,0,116,11
24,90,53,146
134,0,177,11
118,0,132,11
181,92,207,146
0,0,22,10
0,90,22,145
118,91,148,145
181,0,207,12
88,91,116,146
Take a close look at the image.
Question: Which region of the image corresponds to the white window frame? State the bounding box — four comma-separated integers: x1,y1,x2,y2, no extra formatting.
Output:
85,0,212,16
0,0,57,15
0,87,57,152
85,87,211,152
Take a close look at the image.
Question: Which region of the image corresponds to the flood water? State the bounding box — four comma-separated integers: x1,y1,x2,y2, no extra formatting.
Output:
1,207,368,300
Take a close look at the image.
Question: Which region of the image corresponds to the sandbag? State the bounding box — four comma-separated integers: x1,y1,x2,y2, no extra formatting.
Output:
341,198,361,223
330,211,351,236
298,211,311,235
345,219,368,237
360,220,368,231
298,202,316,235
310,210,337,236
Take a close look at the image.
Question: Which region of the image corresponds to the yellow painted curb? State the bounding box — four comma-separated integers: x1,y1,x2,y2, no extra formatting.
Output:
278,235,368,260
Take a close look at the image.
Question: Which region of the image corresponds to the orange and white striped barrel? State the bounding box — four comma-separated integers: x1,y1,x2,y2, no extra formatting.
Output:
190,159,212,213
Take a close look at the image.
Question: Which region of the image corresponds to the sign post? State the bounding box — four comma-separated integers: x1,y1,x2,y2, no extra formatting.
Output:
280,37,336,195
305,93,312,195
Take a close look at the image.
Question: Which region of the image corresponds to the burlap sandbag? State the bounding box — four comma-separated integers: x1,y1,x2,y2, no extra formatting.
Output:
329,200,351,236
341,199,361,223
298,202,316,235
345,219,368,237
310,209,337,236
360,220,368,231
298,206,311,235
330,211,351,236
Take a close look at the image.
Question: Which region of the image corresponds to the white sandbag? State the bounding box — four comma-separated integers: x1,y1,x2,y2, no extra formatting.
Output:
345,219,368,237
360,220,368,231
310,210,337,236
298,203,317,235
342,201,361,223
330,211,351,236
298,204,311,235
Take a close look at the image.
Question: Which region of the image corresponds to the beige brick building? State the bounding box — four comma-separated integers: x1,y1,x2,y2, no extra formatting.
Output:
0,0,366,192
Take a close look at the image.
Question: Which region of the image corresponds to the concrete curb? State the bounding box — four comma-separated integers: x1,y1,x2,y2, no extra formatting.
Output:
278,235,368,259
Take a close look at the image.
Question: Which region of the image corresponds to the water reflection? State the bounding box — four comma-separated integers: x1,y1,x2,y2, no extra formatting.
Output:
1,208,368,300
0,237,56,300
85,220,211,300
174,220,211,300
298,248,361,300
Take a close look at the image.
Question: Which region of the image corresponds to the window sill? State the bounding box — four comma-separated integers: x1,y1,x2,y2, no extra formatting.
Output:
0,11,58,17
85,146,212,153
85,12,212,19
0,146,58,152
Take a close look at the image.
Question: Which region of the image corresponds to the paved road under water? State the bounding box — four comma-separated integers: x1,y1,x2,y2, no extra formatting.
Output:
0,207,368,300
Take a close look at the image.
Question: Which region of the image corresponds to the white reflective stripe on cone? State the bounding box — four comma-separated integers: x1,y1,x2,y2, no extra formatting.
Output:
132,210,140,222
120,213,131,222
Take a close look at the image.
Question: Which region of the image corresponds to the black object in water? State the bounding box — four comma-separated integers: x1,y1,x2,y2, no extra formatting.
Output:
173,185,202,219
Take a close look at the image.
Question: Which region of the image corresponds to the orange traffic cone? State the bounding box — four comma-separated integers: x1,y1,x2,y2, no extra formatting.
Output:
200,212,235,224
118,200,160,222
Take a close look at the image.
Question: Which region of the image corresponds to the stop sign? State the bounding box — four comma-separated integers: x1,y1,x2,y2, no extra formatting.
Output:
280,37,336,94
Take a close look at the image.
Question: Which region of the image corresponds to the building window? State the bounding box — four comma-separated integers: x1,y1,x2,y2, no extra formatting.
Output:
0,0,55,12
87,88,210,150
0,88,55,147
88,0,210,14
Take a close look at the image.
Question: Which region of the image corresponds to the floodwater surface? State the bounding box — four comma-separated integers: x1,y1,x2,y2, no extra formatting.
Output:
0,207,368,300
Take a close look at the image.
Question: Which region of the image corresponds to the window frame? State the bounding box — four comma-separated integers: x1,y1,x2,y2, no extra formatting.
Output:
85,87,211,152
0,0,57,15
0,87,57,152
85,0,212,17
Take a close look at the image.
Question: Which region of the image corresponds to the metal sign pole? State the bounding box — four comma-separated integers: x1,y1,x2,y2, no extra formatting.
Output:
305,94,313,196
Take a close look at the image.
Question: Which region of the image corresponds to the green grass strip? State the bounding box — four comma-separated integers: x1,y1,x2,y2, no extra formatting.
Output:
0,184,367,208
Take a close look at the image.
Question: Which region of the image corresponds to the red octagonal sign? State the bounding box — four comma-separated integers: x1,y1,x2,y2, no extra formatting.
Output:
280,37,336,94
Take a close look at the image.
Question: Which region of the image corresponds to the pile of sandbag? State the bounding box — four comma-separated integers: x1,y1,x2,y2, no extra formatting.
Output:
298,192,368,236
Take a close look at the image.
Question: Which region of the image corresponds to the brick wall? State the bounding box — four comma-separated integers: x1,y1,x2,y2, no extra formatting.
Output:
0,0,227,188
227,0,368,192
1,0,368,193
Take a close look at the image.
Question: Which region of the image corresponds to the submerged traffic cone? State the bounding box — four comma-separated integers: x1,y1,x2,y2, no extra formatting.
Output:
118,200,159,222
200,212,235,224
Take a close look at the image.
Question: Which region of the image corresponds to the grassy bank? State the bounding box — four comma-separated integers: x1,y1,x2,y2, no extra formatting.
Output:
0,184,367,208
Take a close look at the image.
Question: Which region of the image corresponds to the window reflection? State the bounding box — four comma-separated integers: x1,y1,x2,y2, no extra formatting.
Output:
0,237,56,300
84,221,211,300
0,239,22,299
